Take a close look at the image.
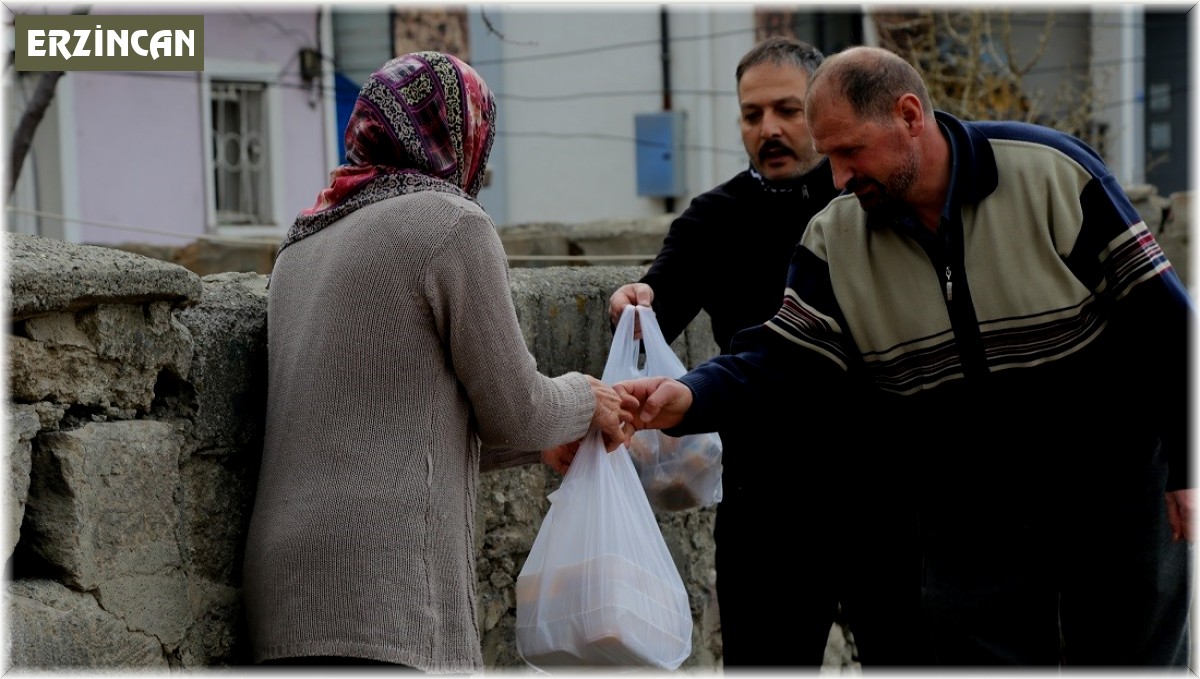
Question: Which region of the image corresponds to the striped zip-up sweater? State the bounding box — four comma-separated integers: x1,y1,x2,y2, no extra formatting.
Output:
673,111,1191,528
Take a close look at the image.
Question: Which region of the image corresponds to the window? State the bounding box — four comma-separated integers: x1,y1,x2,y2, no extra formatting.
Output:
201,59,285,234
211,80,271,226
755,9,864,55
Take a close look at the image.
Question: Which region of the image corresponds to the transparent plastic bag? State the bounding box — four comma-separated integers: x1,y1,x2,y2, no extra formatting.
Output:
603,305,723,512
515,428,693,669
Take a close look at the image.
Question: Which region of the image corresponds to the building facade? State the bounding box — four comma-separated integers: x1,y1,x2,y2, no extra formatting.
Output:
5,4,1191,247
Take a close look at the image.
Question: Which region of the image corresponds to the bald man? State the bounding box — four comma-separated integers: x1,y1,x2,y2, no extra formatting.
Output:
617,46,1193,668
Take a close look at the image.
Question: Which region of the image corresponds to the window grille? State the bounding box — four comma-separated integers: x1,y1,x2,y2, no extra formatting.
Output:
211,80,271,225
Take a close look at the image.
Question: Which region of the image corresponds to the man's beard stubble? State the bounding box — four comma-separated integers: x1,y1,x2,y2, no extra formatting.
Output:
847,146,919,212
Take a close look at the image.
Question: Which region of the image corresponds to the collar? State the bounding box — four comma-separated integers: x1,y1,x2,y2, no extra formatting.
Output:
939,118,961,225
935,109,998,206
748,157,834,200
865,110,999,231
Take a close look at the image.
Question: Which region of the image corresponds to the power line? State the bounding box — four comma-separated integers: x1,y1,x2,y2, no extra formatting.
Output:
5,205,282,245
468,25,754,66
3,11,1190,166
496,89,735,102
26,48,1189,114
9,6,1183,87
7,77,1185,166
496,130,744,157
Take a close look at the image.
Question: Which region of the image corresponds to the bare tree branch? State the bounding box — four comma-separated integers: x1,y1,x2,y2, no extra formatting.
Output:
10,71,64,198
8,4,91,199
479,8,535,46
873,7,1107,152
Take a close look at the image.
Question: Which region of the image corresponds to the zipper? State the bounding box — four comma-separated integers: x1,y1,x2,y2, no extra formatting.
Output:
897,212,987,380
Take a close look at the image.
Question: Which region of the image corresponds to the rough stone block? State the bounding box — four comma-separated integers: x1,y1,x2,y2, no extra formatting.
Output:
568,214,673,264
95,574,191,647
508,266,639,378
496,222,574,269
175,272,268,452
7,233,201,321
24,421,183,590
6,579,168,670
176,578,249,665
173,240,277,277
179,455,256,585
6,405,40,560
9,302,193,414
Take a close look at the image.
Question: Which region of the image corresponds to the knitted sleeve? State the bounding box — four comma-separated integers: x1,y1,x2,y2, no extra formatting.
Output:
424,203,595,463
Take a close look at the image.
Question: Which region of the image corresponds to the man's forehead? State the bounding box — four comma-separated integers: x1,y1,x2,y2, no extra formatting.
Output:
805,85,843,114
739,92,804,109
738,62,809,89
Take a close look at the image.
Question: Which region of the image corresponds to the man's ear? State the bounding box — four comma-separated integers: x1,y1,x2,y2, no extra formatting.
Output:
896,93,924,136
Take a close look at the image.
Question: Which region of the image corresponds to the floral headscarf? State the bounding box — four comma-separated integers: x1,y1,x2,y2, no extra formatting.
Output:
278,51,496,254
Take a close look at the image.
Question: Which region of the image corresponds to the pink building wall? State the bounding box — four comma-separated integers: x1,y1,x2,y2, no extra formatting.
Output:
67,9,330,246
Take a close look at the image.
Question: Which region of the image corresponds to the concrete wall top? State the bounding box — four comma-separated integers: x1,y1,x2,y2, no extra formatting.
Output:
7,234,203,321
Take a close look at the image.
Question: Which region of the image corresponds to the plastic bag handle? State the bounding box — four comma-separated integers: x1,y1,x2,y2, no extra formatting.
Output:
550,427,605,500
601,304,644,385
634,305,688,380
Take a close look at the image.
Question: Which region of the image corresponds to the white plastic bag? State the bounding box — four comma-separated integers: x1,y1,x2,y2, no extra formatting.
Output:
604,305,724,512
515,428,693,669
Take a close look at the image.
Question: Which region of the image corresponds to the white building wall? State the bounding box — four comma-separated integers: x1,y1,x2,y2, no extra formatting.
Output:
668,7,757,198
487,6,663,225
68,71,209,245
473,4,757,227
11,5,1158,244
1090,5,1145,187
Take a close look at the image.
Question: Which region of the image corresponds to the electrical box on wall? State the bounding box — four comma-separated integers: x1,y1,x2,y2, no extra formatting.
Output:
634,111,687,197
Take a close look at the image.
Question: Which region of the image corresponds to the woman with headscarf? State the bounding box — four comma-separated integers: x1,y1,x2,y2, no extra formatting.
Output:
242,51,632,670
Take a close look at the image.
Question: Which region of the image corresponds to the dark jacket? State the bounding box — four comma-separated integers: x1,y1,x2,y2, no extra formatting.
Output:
639,159,843,501
641,160,841,353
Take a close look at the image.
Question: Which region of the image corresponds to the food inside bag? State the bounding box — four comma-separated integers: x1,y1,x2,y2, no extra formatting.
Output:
516,552,692,667
603,305,723,511
515,429,693,670
627,429,723,511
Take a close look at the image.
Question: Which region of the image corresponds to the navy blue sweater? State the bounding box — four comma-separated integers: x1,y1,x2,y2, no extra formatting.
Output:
673,112,1192,531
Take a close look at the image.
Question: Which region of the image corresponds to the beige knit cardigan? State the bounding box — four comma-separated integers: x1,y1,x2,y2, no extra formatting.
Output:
242,192,595,672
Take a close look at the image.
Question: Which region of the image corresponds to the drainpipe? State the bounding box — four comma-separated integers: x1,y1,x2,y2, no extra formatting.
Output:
659,5,675,214
1116,5,1144,186
319,6,338,174
694,9,715,195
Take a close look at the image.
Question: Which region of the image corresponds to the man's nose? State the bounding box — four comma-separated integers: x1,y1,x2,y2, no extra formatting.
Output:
830,162,851,190
760,111,783,138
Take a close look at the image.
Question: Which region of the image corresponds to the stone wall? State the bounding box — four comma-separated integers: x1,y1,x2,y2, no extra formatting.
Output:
108,214,678,278
6,235,261,669
6,233,858,671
